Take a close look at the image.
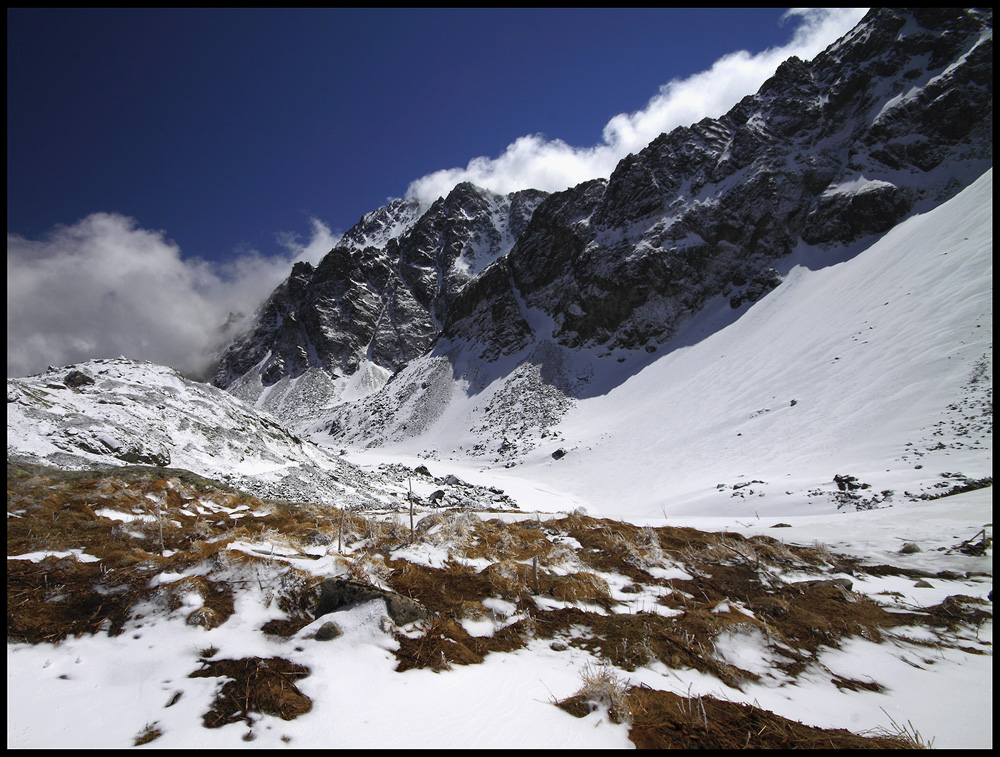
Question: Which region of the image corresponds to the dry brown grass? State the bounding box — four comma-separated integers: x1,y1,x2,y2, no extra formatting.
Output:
133,722,163,746
7,462,332,643
189,657,312,727
556,662,632,724
6,460,981,747
460,518,549,562
393,617,487,672
624,687,921,749
7,555,140,643
387,559,494,617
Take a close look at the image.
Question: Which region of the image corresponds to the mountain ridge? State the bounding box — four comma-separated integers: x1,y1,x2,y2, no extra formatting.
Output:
212,8,991,469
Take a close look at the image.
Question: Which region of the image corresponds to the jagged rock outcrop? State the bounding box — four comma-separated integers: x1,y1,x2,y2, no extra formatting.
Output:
485,7,992,355
214,185,547,392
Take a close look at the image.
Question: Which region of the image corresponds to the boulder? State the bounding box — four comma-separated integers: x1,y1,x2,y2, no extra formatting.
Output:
791,577,854,592
316,577,431,626
64,369,95,388
313,621,343,641
186,606,223,630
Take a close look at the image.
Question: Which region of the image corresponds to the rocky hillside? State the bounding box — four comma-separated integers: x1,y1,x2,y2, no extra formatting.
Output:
449,7,992,360
5,358,520,511
214,185,547,393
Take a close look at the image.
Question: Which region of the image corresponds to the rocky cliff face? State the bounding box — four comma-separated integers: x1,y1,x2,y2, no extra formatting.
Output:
214,185,546,396
477,7,993,358
215,8,992,451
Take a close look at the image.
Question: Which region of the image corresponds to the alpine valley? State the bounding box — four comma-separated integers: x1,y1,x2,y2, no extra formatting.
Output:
7,8,993,750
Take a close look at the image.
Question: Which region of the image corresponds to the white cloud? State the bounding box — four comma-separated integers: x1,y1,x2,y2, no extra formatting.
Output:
406,8,868,205
6,213,338,380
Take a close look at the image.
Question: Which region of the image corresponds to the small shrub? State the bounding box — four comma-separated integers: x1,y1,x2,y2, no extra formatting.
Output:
133,722,162,746
563,662,632,724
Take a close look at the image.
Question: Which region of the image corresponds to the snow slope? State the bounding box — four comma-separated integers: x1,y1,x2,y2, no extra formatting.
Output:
344,168,992,523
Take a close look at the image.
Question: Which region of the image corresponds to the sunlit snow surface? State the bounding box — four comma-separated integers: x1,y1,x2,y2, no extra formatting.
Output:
7,172,992,748
6,489,992,749
345,169,993,522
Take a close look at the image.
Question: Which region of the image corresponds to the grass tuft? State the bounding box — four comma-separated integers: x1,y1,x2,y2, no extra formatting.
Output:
133,722,162,746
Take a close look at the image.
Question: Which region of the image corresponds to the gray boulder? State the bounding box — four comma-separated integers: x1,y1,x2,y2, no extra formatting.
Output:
313,621,343,641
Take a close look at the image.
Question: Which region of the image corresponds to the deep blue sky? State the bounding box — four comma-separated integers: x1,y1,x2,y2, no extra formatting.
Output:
9,8,802,264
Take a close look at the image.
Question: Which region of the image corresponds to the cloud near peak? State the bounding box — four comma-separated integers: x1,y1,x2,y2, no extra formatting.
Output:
405,8,868,205
7,213,337,380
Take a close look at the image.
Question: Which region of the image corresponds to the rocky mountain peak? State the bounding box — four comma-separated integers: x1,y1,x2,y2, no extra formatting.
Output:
214,8,991,452
452,6,992,358
213,182,549,410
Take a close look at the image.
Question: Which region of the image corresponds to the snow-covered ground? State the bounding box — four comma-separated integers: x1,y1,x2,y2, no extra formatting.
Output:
339,169,992,524
8,171,993,748
6,483,991,749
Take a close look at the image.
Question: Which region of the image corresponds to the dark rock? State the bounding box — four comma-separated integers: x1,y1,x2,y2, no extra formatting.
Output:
792,577,854,592
186,607,223,630
313,621,343,641
316,578,431,626
304,531,333,547
834,474,864,492
64,369,95,388
116,446,171,467
215,185,547,387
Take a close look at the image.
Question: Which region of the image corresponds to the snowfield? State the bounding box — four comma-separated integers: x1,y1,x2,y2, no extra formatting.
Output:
7,171,992,749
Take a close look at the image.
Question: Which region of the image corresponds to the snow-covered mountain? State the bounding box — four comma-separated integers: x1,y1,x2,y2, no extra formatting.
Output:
432,167,992,519
214,183,548,420
7,8,993,750
210,8,991,516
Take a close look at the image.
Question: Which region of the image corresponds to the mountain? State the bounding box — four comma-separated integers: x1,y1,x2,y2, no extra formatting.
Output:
214,184,548,424
494,6,991,355
7,9,993,750
214,8,991,478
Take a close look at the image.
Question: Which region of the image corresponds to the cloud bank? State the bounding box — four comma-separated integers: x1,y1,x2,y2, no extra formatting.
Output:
406,8,868,204
7,214,337,380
